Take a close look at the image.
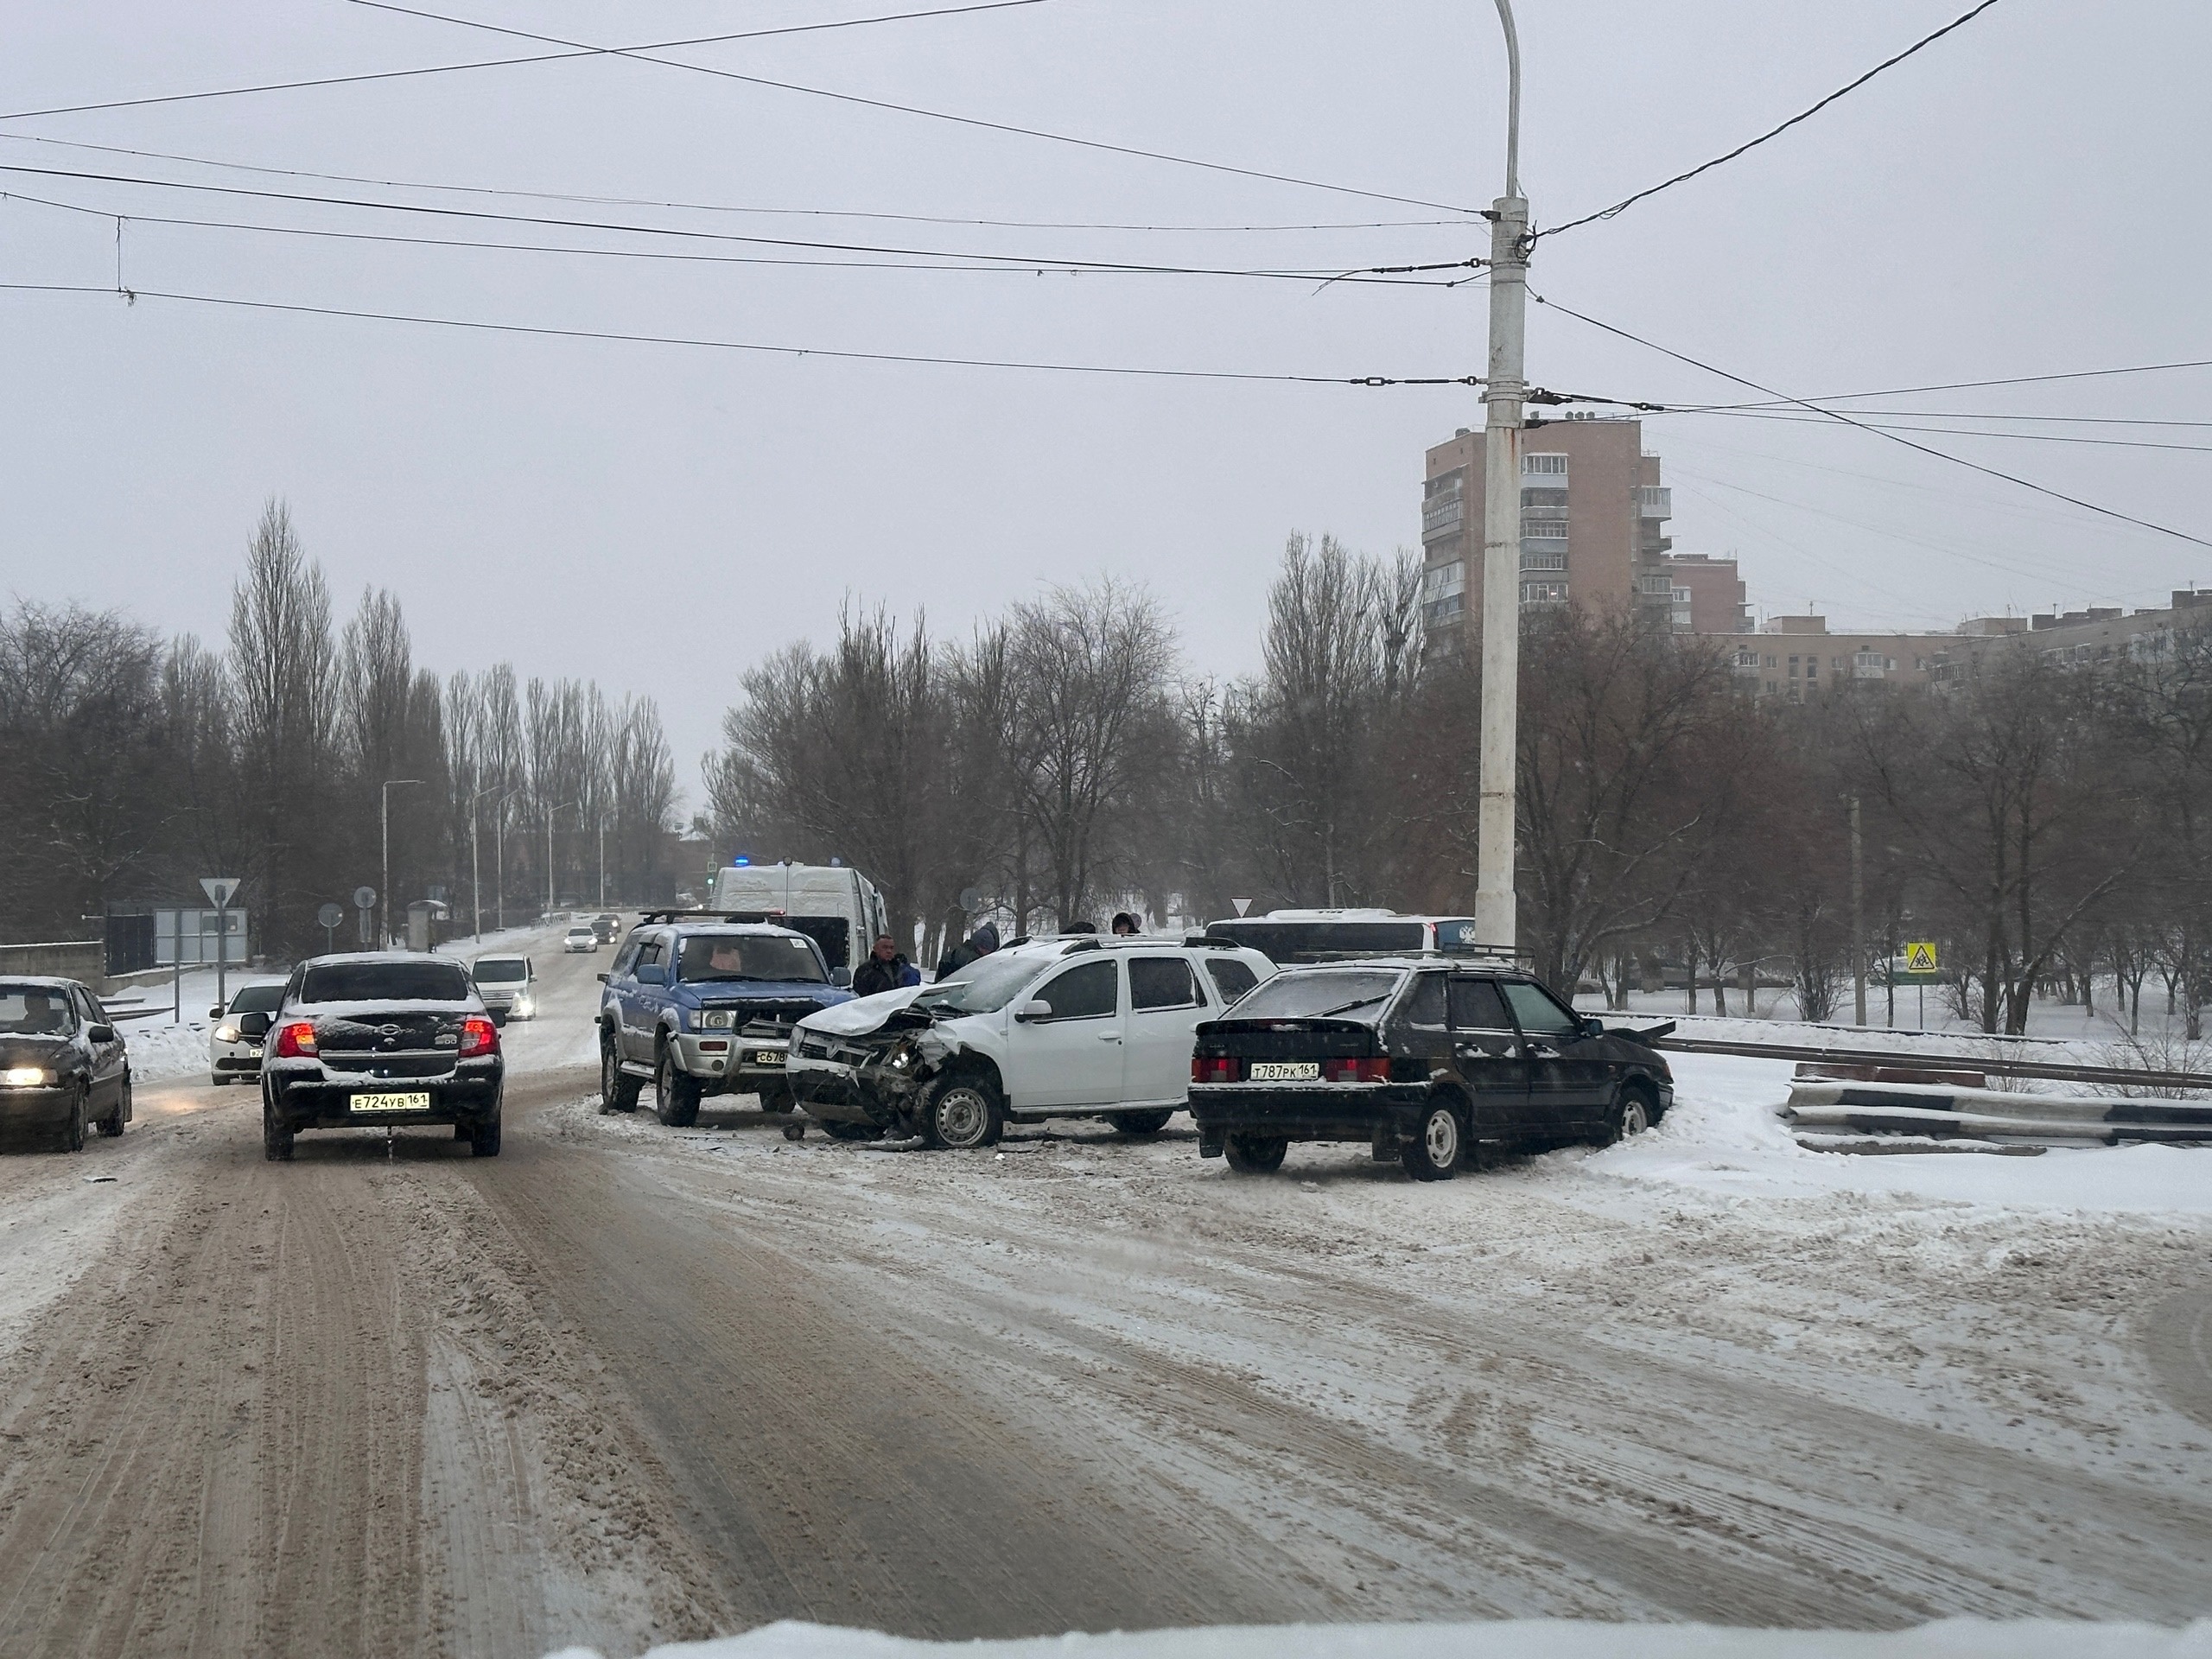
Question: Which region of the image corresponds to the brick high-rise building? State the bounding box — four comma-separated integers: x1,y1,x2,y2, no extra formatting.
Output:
1420,416,1672,655
1661,553,1751,634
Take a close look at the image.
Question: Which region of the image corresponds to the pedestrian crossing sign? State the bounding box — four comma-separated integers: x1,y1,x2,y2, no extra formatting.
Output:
1903,941,1939,973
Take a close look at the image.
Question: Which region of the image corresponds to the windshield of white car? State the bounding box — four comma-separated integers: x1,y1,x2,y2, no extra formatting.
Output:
0,986,73,1034
472,959,528,985
300,962,473,1003
227,983,286,1014
677,934,828,984
913,952,1043,1016
1228,968,1403,1021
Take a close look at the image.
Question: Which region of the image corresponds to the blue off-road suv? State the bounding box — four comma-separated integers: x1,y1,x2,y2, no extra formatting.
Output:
597,913,855,1125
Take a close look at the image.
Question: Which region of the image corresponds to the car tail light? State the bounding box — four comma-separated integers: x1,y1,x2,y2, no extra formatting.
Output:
458,1017,499,1058
1321,1057,1391,1083
1192,1055,1240,1084
272,1020,318,1058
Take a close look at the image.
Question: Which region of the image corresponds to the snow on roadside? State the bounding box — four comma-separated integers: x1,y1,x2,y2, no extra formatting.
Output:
1603,1052,2212,1217
550,1616,2212,1659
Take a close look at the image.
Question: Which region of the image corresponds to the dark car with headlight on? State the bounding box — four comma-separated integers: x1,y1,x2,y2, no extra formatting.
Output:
259,953,504,1160
0,977,131,1151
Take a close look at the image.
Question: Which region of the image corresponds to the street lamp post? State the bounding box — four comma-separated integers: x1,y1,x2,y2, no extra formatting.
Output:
598,817,607,909
467,784,512,941
1476,0,1529,954
381,779,423,948
546,799,579,917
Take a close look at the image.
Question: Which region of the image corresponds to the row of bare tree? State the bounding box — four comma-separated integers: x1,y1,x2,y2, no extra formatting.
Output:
0,501,682,958
710,533,2207,1035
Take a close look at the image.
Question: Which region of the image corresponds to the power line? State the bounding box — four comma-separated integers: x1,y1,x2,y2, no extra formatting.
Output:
0,162,1478,283
1672,407,2212,456
1717,409,2212,430
1537,0,2008,241
343,0,1479,213
0,280,1485,388
0,187,1477,287
1533,291,2212,552
0,1,1050,121
1675,359,2212,410
0,136,1474,234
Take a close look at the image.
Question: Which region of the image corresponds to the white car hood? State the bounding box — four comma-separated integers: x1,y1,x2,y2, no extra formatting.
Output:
798,986,925,1036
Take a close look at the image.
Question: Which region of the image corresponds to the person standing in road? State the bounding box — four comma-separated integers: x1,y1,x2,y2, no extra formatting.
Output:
934,921,1000,982
852,934,909,999
1110,912,1141,936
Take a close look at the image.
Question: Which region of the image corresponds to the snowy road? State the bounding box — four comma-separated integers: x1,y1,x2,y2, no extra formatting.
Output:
0,935,2208,1656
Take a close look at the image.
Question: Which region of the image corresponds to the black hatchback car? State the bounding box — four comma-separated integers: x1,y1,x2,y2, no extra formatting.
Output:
1188,959,1673,1179
260,953,504,1160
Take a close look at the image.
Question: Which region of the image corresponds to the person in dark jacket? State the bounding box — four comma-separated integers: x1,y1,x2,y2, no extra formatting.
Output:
934,920,1000,982
852,935,909,999
1110,912,1141,936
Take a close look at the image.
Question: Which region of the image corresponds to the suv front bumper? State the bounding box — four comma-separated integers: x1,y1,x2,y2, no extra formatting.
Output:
672,1031,791,1096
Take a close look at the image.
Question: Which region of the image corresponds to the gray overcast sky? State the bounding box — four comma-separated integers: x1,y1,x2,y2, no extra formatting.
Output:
3,1,2208,807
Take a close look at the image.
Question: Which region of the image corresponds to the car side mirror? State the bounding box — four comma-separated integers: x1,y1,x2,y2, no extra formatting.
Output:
636,963,665,986
595,972,609,984
1014,999,1053,1022
209,1005,225,1019
1580,1016,1606,1039
88,1023,117,1043
239,1012,271,1038
830,967,852,988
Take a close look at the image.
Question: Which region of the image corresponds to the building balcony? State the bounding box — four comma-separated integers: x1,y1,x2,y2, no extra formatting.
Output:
1638,486,1671,519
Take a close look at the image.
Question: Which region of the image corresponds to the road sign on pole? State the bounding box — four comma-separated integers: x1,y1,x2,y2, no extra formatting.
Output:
200,877,241,1010
354,887,377,946
317,901,344,953
1902,941,1940,975
199,877,240,910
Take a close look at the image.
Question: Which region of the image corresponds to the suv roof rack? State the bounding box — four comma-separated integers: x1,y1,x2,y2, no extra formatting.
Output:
634,908,792,927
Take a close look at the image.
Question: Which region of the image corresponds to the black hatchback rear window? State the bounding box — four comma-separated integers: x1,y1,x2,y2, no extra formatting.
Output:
1229,969,1403,1021
301,962,472,1003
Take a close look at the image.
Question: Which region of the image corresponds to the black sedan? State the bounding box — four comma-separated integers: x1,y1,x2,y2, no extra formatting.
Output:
1188,959,1673,1180
260,953,504,1160
0,977,131,1151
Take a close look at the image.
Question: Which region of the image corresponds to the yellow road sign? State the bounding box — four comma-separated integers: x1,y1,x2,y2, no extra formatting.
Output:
1903,941,1939,973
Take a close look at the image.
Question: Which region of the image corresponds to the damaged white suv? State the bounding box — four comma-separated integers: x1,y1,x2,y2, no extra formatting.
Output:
785,936,1275,1148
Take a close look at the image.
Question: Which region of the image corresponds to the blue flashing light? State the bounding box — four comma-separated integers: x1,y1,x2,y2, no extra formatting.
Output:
733,855,751,867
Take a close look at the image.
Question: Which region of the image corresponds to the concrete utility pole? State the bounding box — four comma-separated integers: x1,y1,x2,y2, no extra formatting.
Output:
1851,794,1867,1027
1475,0,1529,952
546,800,579,916
381,779,421,948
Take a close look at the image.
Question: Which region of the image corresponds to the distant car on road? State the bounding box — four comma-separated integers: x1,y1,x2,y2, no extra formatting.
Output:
591,913,620,944
787,936,1275,1148
598,917,854,1124
1188,959,1672,1179
260,953,504,1160
562,925,599,953
470,954,536,1025
210,981,287,1084
0,977,131,1150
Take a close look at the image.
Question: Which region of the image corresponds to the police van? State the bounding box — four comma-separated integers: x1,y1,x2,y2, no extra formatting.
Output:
702,860,891,982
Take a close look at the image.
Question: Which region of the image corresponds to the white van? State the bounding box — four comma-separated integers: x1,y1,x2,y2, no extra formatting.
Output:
702,861,890,981
1202,909,1501,965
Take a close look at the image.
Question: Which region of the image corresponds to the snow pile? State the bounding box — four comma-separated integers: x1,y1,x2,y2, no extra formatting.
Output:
121,1019,216,1083
1596,1052,2212,1217
547,1618,2212,1659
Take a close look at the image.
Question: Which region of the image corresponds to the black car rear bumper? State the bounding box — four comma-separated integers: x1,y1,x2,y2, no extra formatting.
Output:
1188,1082,1434,1152
266,1070,503,1129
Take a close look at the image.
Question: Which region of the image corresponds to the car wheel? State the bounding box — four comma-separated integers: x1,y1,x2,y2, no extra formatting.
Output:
1109,1109,1173,1136
98,1076,128,1137
1223,1134,1287,1175
1402,1101,1463,1181
600,1035,641,1115
57,1088,87,1154
822,1120,885,1143
262,1096,294,1162
1601,1085,1655,1147
921,1074,1002,1150
211,1074,227,1088
470,1113,502,1157
654,1046,701,1128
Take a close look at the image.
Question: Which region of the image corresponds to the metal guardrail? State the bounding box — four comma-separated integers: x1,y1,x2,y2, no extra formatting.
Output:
1648,1033,2212,1095
1784,1078,2212,1150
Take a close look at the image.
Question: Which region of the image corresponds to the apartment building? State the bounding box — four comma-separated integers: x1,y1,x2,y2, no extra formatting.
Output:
1420,416,1673,654
1660,553,1751,635
1732,615,1951,700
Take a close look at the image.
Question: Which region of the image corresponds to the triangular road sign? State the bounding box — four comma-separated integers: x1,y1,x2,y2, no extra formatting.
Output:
200,876,242,909
1903,941,1939,973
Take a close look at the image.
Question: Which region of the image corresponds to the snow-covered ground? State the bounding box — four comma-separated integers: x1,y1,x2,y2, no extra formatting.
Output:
555,1616,2212,1658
